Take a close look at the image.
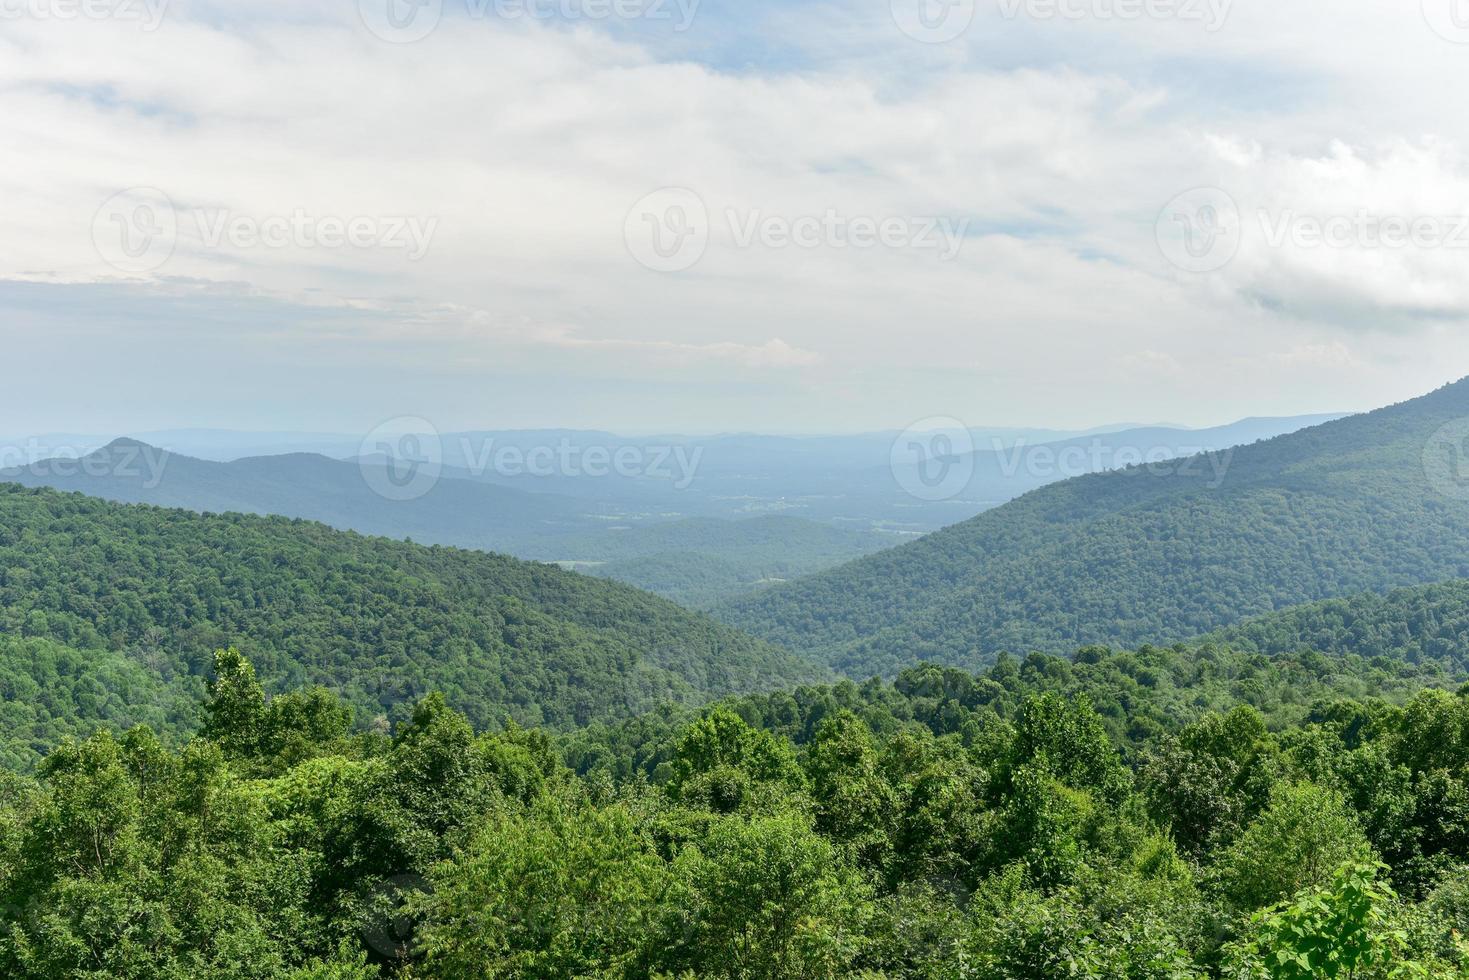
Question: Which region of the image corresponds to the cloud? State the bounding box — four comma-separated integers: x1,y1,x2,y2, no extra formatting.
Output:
1,0,1467,431
1268,342,1359,369
1207,139,1469,324
1116,350,1184,375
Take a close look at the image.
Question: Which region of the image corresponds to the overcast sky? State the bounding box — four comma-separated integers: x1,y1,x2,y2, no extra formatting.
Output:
4,0,1469,435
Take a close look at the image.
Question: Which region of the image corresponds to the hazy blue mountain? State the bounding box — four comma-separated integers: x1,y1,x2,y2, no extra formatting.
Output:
1,442,892,605
5,415,1338,539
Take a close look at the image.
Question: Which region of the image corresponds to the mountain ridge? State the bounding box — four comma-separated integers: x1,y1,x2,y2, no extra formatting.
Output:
0,482,826,756
716,378,1469,677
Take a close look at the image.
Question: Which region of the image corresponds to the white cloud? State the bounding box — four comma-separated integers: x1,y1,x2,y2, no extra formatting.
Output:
1,0,1467,432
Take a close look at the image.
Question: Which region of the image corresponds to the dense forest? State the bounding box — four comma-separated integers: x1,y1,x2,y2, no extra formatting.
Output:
718,379,1469,677
4,446,890,607
1205,580,1469,664
578,516,889,608
9,385,1469,976
0,484,822,769
5,644,1469,977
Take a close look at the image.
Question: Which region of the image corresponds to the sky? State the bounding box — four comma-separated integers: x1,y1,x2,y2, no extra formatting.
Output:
3,0,1469,436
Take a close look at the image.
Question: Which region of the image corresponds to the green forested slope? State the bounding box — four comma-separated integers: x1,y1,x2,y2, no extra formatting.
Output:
0,484,823,757
718,378,1469,677
579,516,889,608
0,635,201,771
1203,579,1469,664
4,446,891,605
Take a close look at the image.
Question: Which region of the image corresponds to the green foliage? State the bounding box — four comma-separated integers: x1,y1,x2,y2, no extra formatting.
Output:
719,380,1469,676
672,812,872,978
7,636,1469,977
968,868,1205,980
414,797,673,978
1213,783,1372,912
664,708,805,814
0,483,822,768
806,711,898,862
1209,580,1469,666
1223,862,1426,980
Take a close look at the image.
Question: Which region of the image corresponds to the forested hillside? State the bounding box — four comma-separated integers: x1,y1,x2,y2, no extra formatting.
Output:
719,378,1469,677
578,516,888,608
3,444,891,605
5,645,1469,977
0,484,822,768
1205,580,1469,665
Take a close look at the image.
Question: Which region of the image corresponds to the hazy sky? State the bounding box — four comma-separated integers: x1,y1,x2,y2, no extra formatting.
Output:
4,0,1469,435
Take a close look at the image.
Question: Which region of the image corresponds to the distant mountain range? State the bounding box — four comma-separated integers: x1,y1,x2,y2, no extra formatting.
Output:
0,442,891,606
0,413,1339,606
716,379,1469,678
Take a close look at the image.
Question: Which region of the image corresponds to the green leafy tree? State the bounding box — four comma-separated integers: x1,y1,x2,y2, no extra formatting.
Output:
416,797,674,978
1223,862,1437,979
1215,783,1372,913
665,709,805,815
805,711,897,865
674,812,872,978
201,648,267,760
